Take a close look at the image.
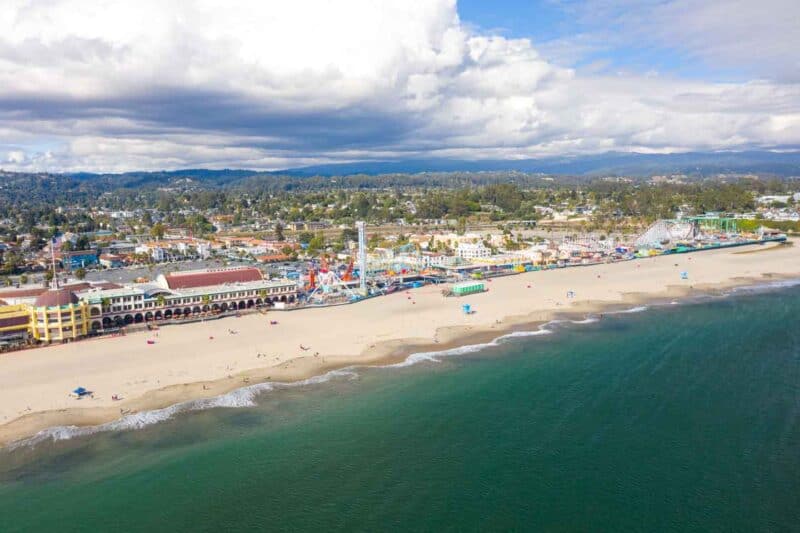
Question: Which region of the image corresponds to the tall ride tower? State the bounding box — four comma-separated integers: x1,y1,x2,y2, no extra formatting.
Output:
356,221,367,294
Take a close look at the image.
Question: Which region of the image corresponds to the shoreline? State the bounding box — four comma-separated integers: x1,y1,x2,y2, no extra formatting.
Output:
3,243,800,448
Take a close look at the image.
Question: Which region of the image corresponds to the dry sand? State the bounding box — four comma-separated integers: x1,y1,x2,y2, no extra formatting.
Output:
2,241,799,446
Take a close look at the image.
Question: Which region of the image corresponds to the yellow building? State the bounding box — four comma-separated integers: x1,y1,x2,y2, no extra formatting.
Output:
0,303,34,347
29,288,90,343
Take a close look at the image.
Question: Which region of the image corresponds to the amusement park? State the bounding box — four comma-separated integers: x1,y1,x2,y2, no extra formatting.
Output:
290,215,788,307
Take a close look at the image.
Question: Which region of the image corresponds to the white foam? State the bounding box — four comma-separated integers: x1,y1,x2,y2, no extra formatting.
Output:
383,326,558,369
569,317,599,324
379,341,502,369
499,328,553,338
607,305,648,314
729,278,800,294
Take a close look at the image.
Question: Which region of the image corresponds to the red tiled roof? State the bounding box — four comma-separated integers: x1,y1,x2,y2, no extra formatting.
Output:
35,288,79,307
163,267,263,289
63,282,92,291
0,288,46,298
93,282,122,290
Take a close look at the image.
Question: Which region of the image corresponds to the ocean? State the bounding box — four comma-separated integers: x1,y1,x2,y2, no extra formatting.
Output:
1,283,799,532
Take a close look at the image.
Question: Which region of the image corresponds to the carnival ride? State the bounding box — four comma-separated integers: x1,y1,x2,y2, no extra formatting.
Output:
303,254,361,305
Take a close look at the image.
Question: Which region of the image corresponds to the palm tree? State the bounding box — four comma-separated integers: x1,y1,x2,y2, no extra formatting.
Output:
156,294,166,308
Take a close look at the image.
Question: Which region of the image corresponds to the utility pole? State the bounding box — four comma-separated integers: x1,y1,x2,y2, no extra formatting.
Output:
50,237,59,289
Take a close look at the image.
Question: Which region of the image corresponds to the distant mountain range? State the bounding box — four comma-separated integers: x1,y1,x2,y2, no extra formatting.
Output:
62,150,800,184
281,151,800,177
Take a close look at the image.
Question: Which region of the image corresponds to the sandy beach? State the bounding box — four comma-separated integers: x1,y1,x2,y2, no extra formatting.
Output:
2,241,799,446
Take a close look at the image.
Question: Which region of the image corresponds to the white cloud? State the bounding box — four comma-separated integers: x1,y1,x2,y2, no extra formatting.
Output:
542,0,800,81
5,150,25,164
0,0,797,172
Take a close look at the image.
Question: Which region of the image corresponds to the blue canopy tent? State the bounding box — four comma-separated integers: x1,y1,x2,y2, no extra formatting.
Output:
73,387,90,397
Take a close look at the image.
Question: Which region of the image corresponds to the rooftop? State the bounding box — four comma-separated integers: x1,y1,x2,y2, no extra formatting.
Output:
34,287,79,308
169,278,296,297
158,266,264,290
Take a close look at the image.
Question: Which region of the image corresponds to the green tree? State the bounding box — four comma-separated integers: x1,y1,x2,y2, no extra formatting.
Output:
298,231,314,245
75,235,90,250
341,228,358,244
456,217,467,235
274,222,285,242
307,233,326,253
150,223,166,240
74,267,86,280
281,245,298,261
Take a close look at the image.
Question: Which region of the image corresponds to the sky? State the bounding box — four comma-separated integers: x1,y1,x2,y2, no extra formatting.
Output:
1,0,799,172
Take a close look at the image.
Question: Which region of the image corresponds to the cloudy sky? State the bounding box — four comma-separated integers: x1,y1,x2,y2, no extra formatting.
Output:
1,0,799,172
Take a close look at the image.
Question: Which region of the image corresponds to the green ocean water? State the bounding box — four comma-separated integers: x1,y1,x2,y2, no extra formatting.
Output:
1,283,799,532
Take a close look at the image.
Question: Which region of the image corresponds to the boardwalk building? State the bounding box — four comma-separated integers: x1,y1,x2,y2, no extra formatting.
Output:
77,267,297,331
0,267,298,345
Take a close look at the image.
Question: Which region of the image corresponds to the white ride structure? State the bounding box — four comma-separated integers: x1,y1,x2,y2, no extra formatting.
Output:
635,219,699,248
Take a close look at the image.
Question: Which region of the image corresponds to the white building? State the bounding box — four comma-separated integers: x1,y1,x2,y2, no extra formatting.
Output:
757,195,792,205
135,244,169,262
401,252,456,269
456,242,491,260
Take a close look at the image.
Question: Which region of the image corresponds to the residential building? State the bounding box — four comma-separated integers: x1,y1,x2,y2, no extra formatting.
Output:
456,242,491,260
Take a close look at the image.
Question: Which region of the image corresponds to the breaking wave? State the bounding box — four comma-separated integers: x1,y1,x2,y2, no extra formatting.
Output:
568,317,600,324
378,326,555,370
728,278,800,294
606,305,649,314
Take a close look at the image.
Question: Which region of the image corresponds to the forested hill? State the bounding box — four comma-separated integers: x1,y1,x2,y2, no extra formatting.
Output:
0,150,798,205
